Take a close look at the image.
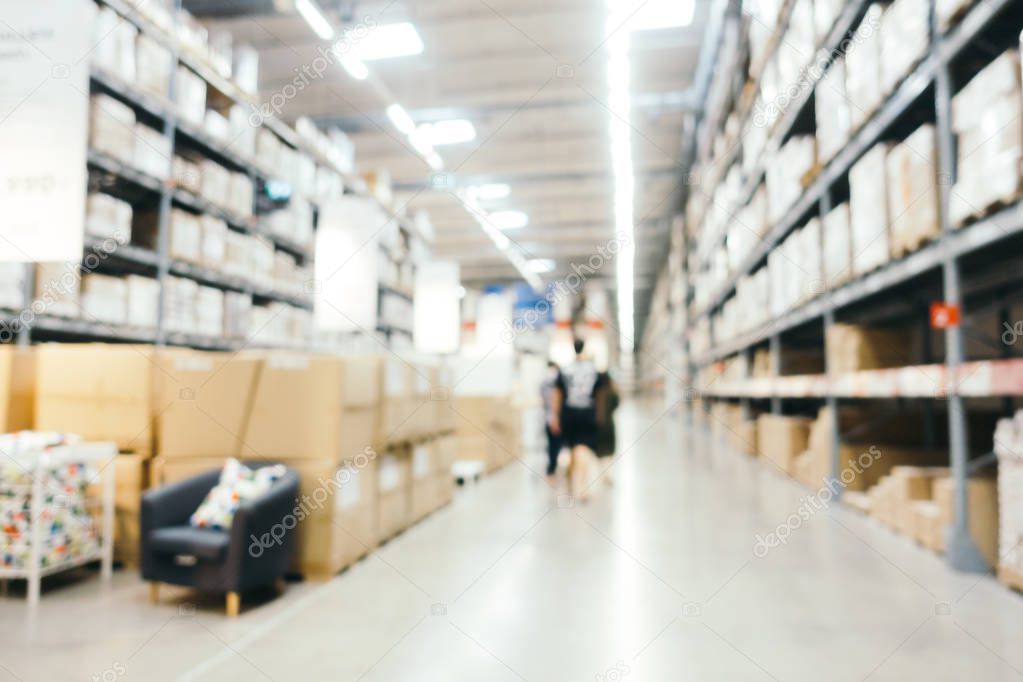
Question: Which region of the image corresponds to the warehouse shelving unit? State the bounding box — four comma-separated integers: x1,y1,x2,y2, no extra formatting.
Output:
673,0,1023,573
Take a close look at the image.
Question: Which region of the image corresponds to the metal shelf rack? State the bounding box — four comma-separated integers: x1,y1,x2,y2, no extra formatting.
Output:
675,0,1023,575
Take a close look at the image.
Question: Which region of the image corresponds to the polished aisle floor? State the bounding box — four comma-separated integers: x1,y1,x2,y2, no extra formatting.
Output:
3,400,1023,681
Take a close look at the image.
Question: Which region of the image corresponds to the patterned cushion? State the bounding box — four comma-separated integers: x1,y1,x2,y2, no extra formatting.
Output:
189,459,286,531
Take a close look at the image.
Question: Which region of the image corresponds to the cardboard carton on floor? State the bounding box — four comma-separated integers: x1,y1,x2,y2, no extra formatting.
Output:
152,348,261,459
377,449,411,541
910,500,943,551
34,344,155,455
757,415,811,474
242,352,383,464
154,454,380,579
933,476,998,567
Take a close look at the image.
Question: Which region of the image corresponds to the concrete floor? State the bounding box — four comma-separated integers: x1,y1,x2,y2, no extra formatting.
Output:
3,400,1023,681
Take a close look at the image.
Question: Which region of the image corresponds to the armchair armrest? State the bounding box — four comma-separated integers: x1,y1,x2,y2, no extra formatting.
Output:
141,470,220,533
226,469,301,588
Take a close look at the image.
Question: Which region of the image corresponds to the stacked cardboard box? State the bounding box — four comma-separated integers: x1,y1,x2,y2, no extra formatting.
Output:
377,448,410,541
995,413,1023,583
849,143,894,276
844,4,885,130
758,415,811,475
887,125,941,257
451,394,522,472
867,466,948,534
879,0,930,96
825,323,914,374
950,50,1023,226
410,439,455,522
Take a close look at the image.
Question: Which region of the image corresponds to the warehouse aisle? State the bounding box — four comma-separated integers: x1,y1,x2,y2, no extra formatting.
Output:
4,400,1023,681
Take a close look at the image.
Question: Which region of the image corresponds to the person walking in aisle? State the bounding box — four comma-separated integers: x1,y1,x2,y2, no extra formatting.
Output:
541,360,563,486
549,338,608,501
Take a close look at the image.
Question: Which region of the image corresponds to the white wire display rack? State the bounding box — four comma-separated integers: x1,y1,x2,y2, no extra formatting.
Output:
0,441,117,604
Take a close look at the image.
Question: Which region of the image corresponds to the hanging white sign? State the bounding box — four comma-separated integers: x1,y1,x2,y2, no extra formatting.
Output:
0,0,93,262
314,197,382,332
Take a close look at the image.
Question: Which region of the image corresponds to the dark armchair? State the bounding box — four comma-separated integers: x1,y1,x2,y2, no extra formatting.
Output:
140,465,300,616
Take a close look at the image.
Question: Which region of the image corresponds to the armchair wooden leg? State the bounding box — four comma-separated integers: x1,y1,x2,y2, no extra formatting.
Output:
149,582,159,604
274,578,286,595
226,591,240,618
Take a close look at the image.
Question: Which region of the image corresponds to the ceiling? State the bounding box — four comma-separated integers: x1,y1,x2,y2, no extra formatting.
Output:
194,0,712,330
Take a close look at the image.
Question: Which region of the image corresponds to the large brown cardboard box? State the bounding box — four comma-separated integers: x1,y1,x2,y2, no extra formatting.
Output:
409,440,438,522
242,352,382,463
377,449,411,540
152,349,261,459
112,453,149,565
933,476,998,567
35,344,155,454
154,454,380,578
729,419,758,457
435,434,457,476
910,500,943,550
757,415,811,474
0,346,35,432
825,323,914,374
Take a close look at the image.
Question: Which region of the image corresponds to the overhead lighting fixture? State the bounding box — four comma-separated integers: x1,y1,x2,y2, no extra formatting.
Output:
526,259,556,274
489,210,529,230
473,183,511,200
425,151,444,171
386,104,416,135
339,54,368,80
354,22,424,61
295,0,335,40
606,1,636,353
417,119,477,146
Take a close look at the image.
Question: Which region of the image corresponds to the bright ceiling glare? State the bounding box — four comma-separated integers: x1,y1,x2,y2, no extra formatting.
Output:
489,210,529,230
386,104,416,135
526,259,556,274
417,119,477,146
474,183,511,200
339,54,368,80
425,151,445,171
354,22,424,61
610,0,694,32
295,0,335,40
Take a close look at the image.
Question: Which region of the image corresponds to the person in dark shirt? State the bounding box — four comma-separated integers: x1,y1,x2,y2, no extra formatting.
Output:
541,360,563,484
549,338,608,500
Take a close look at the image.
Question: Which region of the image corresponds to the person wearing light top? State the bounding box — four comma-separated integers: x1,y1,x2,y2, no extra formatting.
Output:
549,338,608,500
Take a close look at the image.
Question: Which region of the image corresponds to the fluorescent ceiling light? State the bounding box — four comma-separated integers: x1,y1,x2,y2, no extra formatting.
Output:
417,119,476,146
474,183,511,200
408,129,434,157
295,0,335,40
526,259,556,274
354,22,424,61
386,104,416,135
426,151,445,171
489,210,529,230
339,54,368,80
611,0,694,32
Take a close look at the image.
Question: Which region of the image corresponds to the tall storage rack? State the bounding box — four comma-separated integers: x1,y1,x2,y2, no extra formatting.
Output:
673,0,1023,573
4,0,420,353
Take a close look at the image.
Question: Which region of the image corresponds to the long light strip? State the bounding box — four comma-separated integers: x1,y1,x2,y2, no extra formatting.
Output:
607,5,636,353
295,0,335,40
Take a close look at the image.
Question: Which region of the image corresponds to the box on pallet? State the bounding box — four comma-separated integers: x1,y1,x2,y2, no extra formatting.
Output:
950,50,1023,227
825,323,913,374
377,448,411,541
822,202,852,287
887,124,941,257
932,476,998,566
757,415,811,474
879,0,929,96
154,454,379,579
242,352,382,464
849,143,893,275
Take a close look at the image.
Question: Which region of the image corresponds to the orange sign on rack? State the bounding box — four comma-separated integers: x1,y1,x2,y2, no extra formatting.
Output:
930,302,961,329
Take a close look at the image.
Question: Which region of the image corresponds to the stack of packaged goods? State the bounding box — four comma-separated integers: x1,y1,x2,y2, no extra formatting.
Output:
949,50,1023,227
996,413,1023,586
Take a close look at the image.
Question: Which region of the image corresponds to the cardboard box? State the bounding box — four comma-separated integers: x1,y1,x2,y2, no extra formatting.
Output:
825,323,914,374
126,275,160,328
912,500,943,551
152,349,261,459
110,453,149,565
154,454,379,578
81,273,128,324
879,0,929,96
822,203,852,287
377,450,410,540
135,33,173,98
844,4,885,130
816,58,852,163
887,125,940,258
933,476,998,567
133,123,172,181
90,95,136,163
35,344,154,454
242,352,383,464
86,193,132,241
35,263,80,318
92,7,137,82
849,143,893,275
757,415,811,474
